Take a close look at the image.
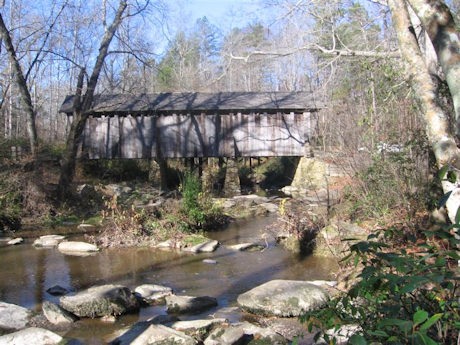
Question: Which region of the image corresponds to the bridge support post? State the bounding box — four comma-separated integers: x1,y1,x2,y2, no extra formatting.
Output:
223,157,241,197
149,158,168,191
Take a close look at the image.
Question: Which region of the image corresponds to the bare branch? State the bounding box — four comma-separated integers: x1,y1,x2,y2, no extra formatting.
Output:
226,44,400,63
24,0,68,82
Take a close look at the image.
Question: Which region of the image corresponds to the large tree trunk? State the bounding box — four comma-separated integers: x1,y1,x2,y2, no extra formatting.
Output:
407,0,460,137
58,0,127,200
388,0,460,223
0,13,38,155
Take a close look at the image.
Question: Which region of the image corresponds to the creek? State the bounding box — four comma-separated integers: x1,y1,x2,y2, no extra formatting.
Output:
0,215,338,344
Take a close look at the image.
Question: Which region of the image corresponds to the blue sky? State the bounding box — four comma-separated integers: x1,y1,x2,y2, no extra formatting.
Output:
171,0,268,31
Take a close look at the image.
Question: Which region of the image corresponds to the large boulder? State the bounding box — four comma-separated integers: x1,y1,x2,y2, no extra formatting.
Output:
60,284,139,318
166,295,218,314
237,280,328,317
290,157,328,190
0,302,31,330
0,327,63,345
42,301,78,325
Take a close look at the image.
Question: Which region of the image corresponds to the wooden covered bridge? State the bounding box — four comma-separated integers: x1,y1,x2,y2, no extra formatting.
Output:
59,92,322,160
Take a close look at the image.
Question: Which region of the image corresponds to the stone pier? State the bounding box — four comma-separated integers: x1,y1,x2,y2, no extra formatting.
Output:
223,158,241,197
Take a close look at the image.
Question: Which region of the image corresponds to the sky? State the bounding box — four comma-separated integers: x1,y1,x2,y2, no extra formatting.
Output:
170,0,269,32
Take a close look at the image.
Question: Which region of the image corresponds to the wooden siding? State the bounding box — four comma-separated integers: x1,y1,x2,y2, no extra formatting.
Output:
79,112,312,159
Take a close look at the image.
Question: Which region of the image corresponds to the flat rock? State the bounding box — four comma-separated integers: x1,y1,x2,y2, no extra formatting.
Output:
58,241,99,253
260,202,279,213
236,322,288,344
113,324,197,345
226,243,264,252
213,307,242,324
0,302,31,330
46,285,69,296
60,284,139,318
77,223,96,230
170,318,228,338
233,195,270,204
33,235,66,247
237,280,329,317
203,325,248,345
7,237,23,245
166,295,218,314
109,316,180,344
134,284,173,304
183,240,219,253
0,327,63,345
42,301,78,325
202,259,218,265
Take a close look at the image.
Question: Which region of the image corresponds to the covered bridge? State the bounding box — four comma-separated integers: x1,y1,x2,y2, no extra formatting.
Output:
60,92,322,159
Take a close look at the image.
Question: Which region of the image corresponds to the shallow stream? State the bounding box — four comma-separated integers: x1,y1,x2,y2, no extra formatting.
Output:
0,215,338,344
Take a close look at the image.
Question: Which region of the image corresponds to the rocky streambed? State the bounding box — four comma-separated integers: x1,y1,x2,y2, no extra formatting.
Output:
0,215,341,344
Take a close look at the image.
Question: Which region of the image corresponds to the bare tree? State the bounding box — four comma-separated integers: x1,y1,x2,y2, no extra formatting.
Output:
0,12,38,154
58,0,128,199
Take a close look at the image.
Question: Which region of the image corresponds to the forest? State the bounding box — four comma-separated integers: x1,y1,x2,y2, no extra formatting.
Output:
0,0,460,344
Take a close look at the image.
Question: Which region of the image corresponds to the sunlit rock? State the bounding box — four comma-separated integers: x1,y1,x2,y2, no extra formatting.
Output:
42,301,78,325
183,240,219,253
0,302,31,330
33,235,66,248
58,241,99,254
0,327,63,345
7,238,23,245
134,284,173,304
237,280,328,317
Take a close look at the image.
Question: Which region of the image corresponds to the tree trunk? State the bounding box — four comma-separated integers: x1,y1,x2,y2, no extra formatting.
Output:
58,0,127,200
407,0,460,137
0,13,38,155
388,0,460,223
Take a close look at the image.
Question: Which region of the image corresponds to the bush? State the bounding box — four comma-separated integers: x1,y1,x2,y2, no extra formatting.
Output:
180,173,225,229
302,222,460,344
344,141,435,222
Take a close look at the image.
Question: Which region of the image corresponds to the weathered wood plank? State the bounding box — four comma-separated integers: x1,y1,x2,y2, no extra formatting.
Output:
81,111,312,159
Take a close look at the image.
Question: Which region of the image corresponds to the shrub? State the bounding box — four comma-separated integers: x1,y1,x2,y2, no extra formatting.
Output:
302,221,460,344
344,141,435,222
180,172,226,230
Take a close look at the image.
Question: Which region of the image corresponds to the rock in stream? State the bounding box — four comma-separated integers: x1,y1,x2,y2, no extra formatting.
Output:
237,280,329,317
60,284,139,318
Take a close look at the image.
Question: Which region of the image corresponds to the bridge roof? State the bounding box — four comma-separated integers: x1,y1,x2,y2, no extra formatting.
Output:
59,92,322,115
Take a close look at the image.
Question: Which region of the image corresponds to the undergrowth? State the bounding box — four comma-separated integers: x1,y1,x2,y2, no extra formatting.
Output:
90,174,227,248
